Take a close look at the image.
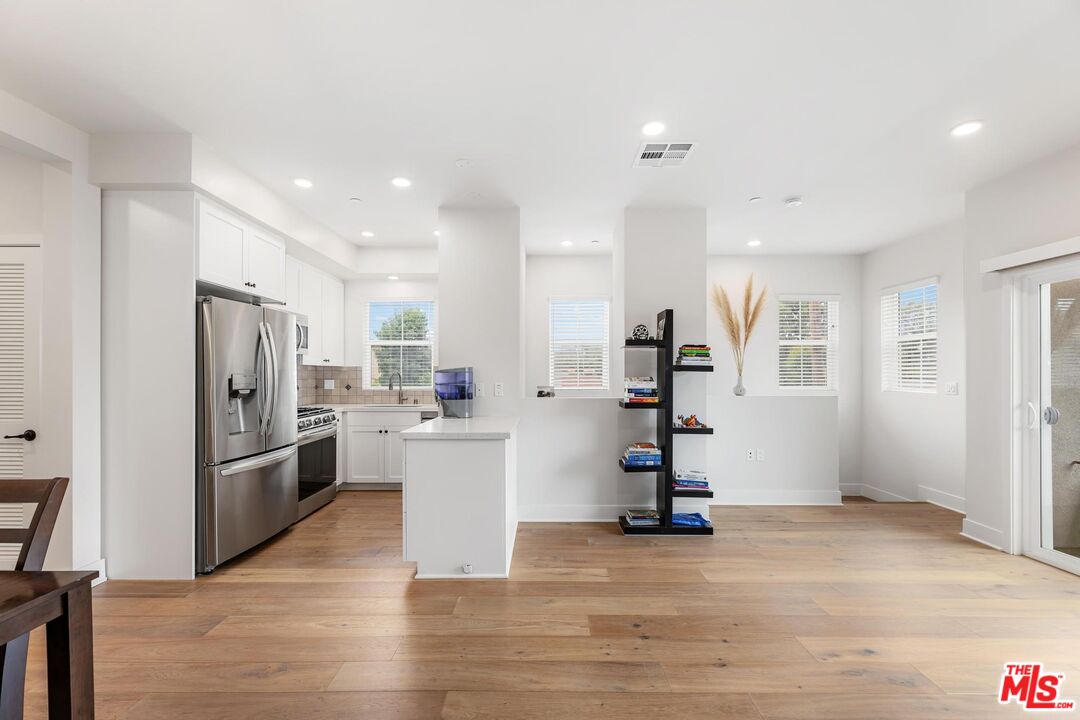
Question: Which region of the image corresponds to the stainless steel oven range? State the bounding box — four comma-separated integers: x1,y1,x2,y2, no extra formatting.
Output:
297,406,338,519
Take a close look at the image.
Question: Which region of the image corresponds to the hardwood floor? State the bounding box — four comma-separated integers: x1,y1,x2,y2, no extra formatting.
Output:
23,491,1080,719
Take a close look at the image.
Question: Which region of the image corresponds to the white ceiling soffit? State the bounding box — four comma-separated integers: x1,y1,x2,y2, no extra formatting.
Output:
1,2,1080,254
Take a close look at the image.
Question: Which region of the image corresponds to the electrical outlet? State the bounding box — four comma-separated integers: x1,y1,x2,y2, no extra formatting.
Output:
756,448,766,462
323,379,335,390
945,381,959,396
745,448,755,461
494,382,504,397
475,382,485,397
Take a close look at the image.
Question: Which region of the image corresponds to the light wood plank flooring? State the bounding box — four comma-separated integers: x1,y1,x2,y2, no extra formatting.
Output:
23,491,1080,719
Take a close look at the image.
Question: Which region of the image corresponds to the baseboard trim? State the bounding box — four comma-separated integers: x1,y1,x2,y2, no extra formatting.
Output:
518,505,622,522
415,572,509,579
339,482,402,491
839,483,863,496
917,485,966,513
78,558,107,586
859,484,913,502
961,518,1006,551
710,489,842,506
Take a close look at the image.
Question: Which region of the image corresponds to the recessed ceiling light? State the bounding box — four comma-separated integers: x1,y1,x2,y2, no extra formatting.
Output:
950,120,984,137
387,275,399,281
455,158,471,168
433,230,440,237
784,196,803,208
391,177,412,188
641,121,665,136
561,240,573,247
748,196,762,204
747,239,762,248
293,177,313,188
360,231,375,238
349,197,363,203
591,239,600,245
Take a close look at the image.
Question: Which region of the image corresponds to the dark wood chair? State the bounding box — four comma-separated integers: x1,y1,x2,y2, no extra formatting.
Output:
0,478,69,718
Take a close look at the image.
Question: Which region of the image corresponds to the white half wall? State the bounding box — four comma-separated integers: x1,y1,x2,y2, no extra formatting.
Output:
860,221,966,510
709,395,841,505
708,255,861,490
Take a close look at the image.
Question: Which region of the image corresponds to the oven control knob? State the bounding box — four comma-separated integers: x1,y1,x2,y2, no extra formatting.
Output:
314,416,323,425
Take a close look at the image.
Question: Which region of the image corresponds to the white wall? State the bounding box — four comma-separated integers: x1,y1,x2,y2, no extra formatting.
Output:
101,191,196,578
437,207,522,416
620,208,709,515
344,277,438,368
860,221,966,509
523,254,613,395
708,255,861,491
0,87,102,576
964,140,1080,550
0,145,43,235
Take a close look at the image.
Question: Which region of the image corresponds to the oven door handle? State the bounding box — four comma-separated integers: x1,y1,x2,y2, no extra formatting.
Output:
298,425,338,446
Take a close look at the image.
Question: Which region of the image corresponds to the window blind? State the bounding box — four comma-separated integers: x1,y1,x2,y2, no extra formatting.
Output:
777,296,839,391
363,299,436,388
880,280,938,392
549,298,610,390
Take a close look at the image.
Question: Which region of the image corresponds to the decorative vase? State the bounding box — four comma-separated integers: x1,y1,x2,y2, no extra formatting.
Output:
733,374,746,396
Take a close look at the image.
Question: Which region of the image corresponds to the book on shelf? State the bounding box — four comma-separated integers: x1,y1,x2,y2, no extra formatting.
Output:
675,468,707,480
623,397,660,404
626,442,658,453
673,480,709,488
625,508,660,526
623,376,657,389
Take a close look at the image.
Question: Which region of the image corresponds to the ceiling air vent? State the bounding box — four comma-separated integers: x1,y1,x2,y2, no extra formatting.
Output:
633,142,694,168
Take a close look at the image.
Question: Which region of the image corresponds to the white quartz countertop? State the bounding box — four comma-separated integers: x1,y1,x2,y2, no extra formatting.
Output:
332,404,440,413
400,416,518,440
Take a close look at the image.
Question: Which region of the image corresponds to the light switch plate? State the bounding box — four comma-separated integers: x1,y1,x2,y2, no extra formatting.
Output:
494,382,504,397
945,381,959,396
756,448,766,462
324,379,335,390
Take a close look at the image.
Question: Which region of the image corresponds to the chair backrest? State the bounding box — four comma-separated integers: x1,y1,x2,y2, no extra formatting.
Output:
0,478,68,571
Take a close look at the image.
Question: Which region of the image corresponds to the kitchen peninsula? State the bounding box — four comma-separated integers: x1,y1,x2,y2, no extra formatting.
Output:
401,417,519,578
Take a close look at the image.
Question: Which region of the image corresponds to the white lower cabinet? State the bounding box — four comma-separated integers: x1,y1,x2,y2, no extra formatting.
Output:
344,412,421,484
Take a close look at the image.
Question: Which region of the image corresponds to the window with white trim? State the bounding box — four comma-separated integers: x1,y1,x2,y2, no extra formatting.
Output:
548,298,610,390
880,279,937,392
777,295,839,392
363,299,437,389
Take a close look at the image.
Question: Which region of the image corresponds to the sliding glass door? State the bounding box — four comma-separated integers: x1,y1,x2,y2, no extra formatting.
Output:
1024,268,1080,575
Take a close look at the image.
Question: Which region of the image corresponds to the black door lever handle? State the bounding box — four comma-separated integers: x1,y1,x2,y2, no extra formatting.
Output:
3,430,36,441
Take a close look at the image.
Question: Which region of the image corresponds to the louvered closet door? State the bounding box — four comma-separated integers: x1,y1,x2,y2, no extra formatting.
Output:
0,248,41,567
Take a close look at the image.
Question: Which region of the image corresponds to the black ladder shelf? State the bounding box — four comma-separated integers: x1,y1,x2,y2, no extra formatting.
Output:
619,309,714,535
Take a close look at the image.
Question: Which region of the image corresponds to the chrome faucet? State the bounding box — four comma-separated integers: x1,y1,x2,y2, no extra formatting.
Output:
388,371,404,405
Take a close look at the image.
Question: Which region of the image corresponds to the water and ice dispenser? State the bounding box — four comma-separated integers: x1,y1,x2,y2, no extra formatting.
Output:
435,366,474,418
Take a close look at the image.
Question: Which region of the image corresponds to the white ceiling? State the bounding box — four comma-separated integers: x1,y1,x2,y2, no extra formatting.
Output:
2,1,1080,255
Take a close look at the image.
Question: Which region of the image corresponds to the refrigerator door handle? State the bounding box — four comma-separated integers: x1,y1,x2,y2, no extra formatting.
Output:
266,320,280,436
219,445,297,476
257,321,273,437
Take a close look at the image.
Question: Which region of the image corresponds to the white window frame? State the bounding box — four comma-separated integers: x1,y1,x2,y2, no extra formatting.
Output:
776,294,840,395
880,277,938,393
361,297,438,390
548,296,611,393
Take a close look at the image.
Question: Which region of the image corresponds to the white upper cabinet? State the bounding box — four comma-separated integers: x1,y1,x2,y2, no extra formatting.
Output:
296,258,345,366
197,202,245,291
196,198,286,303
246,228,287,302
322,275,345,365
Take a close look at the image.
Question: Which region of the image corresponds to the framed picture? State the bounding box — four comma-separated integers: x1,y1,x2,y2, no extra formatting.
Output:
656,316,666,341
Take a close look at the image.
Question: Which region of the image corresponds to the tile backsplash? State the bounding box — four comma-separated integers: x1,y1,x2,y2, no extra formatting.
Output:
298,365,436,407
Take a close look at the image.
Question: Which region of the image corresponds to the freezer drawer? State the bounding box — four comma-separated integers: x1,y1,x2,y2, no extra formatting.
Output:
198,445,298,573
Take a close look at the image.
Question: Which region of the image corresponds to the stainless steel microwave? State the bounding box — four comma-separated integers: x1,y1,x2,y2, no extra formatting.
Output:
294,313,309,356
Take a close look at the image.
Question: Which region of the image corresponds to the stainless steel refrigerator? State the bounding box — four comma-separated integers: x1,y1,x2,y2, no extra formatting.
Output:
196,296,298,573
